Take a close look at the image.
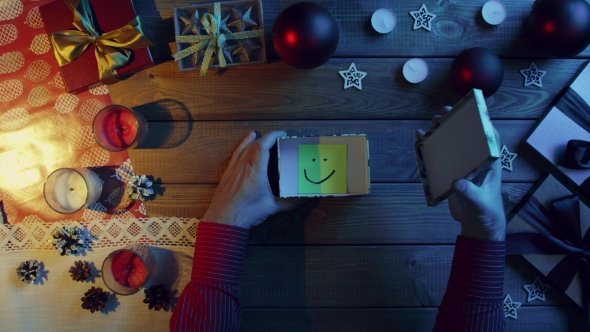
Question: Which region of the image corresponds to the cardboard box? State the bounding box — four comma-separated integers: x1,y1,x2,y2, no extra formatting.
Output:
173,0,266,71
414,89,499,206
40,0,154,93
277,135,370,198
506,174,590,310
523,61,590,201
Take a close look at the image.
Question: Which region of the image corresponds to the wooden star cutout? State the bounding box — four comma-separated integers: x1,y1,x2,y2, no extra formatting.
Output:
339,63,367,90
179,10,200,35
409,4,436,31
523,276,550,302
520,62,547,88
501,145,518,171
228,7,257,32
221,43,236,63
220,15,231,33
232,39,261,62
503,294,522,319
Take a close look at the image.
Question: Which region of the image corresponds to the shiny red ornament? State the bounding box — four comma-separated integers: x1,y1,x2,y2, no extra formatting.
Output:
272,2,339,69
450,47,504,98
527,0,590,58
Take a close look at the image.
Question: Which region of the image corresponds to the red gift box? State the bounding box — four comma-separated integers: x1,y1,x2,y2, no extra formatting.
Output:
39,0,154,93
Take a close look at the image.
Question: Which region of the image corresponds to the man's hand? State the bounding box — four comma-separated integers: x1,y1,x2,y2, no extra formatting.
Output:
415,106,507,241
203,131,303,229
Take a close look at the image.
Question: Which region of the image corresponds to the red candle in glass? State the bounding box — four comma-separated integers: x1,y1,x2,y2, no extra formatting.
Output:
93,105,148,151
102,244,154,295
111,251,147,288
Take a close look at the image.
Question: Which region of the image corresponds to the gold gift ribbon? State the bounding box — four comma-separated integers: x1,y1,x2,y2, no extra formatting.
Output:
50,0,153,84
173,2,264,76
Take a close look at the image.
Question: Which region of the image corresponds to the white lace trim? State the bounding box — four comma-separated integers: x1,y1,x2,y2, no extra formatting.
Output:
0,217,199,252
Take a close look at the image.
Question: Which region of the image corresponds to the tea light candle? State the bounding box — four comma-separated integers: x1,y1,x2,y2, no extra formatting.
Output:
403,58,429,84
482,0,507,25
93,105,148,151
371,8,396,34
44,168,102,214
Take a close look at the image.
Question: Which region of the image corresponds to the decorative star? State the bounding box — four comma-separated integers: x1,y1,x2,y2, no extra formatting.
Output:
520,62,547,88
220,15,231,33
503,294,522,319
500,145,518,171
339,63,367,90
227,7,257,32
232,39,261,62
523,276,550,302
409,4,436,31
221,43,237,63
179,10,200,35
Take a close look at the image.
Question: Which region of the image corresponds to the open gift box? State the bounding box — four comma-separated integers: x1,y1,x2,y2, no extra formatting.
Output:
522,61,590,201
506,174,590,318
277,135,370,198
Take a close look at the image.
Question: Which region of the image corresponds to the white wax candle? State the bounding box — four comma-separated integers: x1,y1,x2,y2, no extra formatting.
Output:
371,8,396,34
403,58,429,84
482,1,507,25
49,168,102,212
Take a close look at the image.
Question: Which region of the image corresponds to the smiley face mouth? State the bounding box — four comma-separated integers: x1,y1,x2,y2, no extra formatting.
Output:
304,169,335,184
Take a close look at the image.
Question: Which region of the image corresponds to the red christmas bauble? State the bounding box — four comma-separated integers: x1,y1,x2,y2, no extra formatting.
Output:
450,47,504,98
527,0,590,58
272,2,339,69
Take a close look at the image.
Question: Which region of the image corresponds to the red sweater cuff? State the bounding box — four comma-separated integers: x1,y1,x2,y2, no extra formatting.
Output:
445,236,506,302
191,222,249,287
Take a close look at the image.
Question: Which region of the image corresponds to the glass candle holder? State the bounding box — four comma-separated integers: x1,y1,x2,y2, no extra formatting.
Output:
44,168,103,214
102,244,156,295
92,105,148,151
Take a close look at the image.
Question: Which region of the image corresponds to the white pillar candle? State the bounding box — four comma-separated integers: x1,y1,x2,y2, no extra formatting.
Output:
482,0,507,25
371,8,396,34
403,58,429,84
45,168,102,213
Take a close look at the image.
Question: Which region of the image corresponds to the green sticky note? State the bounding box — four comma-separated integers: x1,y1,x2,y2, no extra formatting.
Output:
298,144,347,194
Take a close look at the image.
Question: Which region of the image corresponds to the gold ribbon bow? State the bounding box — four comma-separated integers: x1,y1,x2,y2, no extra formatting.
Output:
50,0,153,84
173,2,264,76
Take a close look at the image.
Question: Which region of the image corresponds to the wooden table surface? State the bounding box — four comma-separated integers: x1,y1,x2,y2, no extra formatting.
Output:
110,0,590,331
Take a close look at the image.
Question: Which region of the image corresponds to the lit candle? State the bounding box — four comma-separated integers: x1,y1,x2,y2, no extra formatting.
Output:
44,168,102,214
102,244,155,295
371,8,396,34
403,58,429,84
482,0,507,25
93,105,148,151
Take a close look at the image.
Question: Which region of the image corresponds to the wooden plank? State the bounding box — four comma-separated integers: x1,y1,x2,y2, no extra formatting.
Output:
145,183,534,245
239,246,578,307
133,0,590,60
128,120,540,184
110,58,585,121
241,307,590,332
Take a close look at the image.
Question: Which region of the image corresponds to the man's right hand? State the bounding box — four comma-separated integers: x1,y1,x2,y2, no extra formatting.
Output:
415,106,507,241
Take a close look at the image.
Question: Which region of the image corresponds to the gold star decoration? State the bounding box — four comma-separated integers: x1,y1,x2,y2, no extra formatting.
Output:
219,15,231,33
221,43,236,63
232,39,261,62
179,10,200,35
227,7,257,32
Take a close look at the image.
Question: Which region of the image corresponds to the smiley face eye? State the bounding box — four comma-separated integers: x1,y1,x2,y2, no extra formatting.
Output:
312,158,316,162
324,158,327,161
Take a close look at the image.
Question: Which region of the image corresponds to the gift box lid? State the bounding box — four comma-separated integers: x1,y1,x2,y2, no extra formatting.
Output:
39,0,154,93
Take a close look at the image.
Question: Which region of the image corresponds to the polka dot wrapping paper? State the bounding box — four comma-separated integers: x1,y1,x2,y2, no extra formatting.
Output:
0,0,148,224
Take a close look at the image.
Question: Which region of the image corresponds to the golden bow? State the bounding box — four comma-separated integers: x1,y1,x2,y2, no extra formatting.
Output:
50,0,153,84
173,2,264,76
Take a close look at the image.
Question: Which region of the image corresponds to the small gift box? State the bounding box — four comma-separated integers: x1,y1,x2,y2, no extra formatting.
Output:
523,61,590,200
506,174,590,320
39,0,154,93
172,0,266,75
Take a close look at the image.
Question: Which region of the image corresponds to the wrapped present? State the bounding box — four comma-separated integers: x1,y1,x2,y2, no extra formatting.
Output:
523,61,590,200
39,0,154,93
172,0,266,75
506,174,590,321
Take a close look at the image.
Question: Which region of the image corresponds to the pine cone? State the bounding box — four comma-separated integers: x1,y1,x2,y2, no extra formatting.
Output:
52,225,84,256
143,284,171,311
16,260,40,284
69,260,92,282
81,286,108,313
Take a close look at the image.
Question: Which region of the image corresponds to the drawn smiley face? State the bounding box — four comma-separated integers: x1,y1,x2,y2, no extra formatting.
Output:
298,144,347,194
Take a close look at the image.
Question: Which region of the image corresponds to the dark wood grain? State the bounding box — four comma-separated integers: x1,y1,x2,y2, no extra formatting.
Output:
145,183,533,245
241,307,590,332
128,120,539,184
238,246,580,308
133,0,590,60
110,58,586,121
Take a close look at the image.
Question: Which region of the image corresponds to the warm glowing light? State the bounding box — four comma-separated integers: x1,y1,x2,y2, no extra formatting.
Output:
285,31,297,45
544,22,554,33
461,69,472,80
